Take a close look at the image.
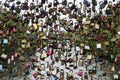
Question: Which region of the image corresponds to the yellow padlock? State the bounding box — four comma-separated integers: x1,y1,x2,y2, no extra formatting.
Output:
34,24,39,30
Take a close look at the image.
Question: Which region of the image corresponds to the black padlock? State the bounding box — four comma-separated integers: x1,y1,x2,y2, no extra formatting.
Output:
15,6,21,13
10,0,15,2
106,8,113,15
41,0,45,4
99,1,106,9
92,0,97,6
16,1,21,5
68,2,75,10
4,0,10,8
62,0,67,6
30,3,35,10
23,17,30,24
52,13,57,21
48,2,52,8
113,0,115,2
53,0,59,6
92,6,96,13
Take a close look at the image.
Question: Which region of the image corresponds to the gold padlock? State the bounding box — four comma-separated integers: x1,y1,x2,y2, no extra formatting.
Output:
2,48,5,52
21,39,27,43
22,44,26,48
26,42,30,48
80,43,85,47
110,66,115,72
104,41,109,45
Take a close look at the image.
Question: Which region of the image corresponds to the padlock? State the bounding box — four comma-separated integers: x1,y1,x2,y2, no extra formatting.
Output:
10,0,15,2
53,0,59,7
15,6,21,13
78,58,83,66
0,30,3,35
68,2,75,10
99,1,106,9
30,3,35,10
41,0,47,4
78,70,83,76
92,0,97,6
54,51,59,62
106,8,113,15
52,12,57,21
92,5,96,13
48,2,52,7
73,55,77,62
13,27,18,33
40,50,47,60
47,48,52,56
40,74,45,79
16,1,21,5
116,1,120,8
108,1,112,8
39,64,45,71
84,72,88,79
73,61,77,69
83,0,90,7
4,0,10,8
3,39,8,44
62,0,67,6
60,69,64,79
21,2,29,10
10,3,15,10
33,72,38,78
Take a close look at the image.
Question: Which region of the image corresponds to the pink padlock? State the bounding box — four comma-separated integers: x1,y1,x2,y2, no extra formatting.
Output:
0,30,3,35
47,48,52,56
25,61,30,67
14,52,19,58
6,30,9,35
13,27,18,33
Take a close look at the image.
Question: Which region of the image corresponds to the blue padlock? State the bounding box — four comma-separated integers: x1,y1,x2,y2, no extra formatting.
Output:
83,0,89,5
3,39,8,44
10,3,15,10
51,75,58,80
0,65,3,70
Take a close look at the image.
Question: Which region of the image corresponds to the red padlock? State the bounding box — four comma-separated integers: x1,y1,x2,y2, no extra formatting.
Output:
78,70,83,76
33,72,38,78
59,7,63,12
100,16,106,22
117,43,120,48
